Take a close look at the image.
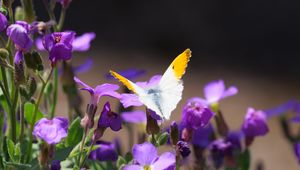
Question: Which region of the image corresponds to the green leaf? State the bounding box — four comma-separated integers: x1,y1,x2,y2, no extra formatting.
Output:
4,161,31,169
27,158,39,170
14,143,21,163
124,152,133,163
24,102,44,124
6,138,15,162
157,132,169,146
53,147,73,161
66,117,83,147
116,156,126,169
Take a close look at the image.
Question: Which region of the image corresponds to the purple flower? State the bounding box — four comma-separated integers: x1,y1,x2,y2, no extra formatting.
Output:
72,32,96,51
50,160,61,170
209,139,234,168
7,21,33,51
43,31,75,63
264,100,299,118
106,68,146,81
241,107,269,138
181,97,214,130
0,13,7,32
89,141,118,161
123,142,175,170
191,123,214,148
119,75,161,108
176,141,191,158
74,77,120,105
121,110,147,123
33,117,68,144
294,142,300,164
202,80,238,105
97,102,122,131
36,32,95,52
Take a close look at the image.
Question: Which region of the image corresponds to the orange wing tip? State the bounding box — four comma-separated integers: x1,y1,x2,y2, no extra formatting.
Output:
171,49,192,79
109,70,136,93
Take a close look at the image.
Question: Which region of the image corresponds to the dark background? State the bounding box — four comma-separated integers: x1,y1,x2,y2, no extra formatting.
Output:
76,1,300,76
31,0,300,78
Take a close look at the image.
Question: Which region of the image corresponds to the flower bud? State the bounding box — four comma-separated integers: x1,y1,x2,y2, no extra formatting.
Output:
14,51,25,86
27,76,37,97
146,109,159,135
24,51,44,71
0,48,9,59
176,141,191,158
170,121,179,146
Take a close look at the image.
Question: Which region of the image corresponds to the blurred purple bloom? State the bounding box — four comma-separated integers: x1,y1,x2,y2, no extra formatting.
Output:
181,97,214,130
98,102,122,131
289,116,300,123
121,110,147,123
176,141,191,158
123,142,175,170
43,31,75,63
191,123,214,148
226,131,243,150
119,75,161,108
72,32,96,51
7,21,33,51
73,58,93,74
264,100,299,118
33,117,68,144
89,141,118,161
74,77,120,105
294,143,300,163
56,0,72,8
209,139,233,168
241,108,269,137
202,80,238,104
0,13,7,32
106,68,146,81
50,160,61,170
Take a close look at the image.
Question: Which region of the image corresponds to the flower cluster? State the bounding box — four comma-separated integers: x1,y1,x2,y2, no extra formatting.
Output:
0,1,298,170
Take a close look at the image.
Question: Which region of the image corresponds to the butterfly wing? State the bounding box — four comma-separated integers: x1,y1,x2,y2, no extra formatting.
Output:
110,70,161,114
156,49,192,119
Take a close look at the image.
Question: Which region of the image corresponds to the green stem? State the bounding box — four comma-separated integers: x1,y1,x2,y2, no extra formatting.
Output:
80,139,95,168
19,99,25,143
10,86,19,142
1,67,10,99
77,125,88,167
49,68,58,118
26,67,54,162
57,8,66,31
0,82,11,108
42,0,56,25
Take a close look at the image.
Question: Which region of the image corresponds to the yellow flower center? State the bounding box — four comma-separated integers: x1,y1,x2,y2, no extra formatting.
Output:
143,165,152,170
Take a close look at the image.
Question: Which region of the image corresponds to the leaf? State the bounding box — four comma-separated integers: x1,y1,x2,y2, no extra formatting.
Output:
157,132,169,146
65,117,83,147
6,138,16,162
24,102,44,124
14,143,21,163
4,161,31,169
27,158,39,170
116,156,126,169
53,147,73,161
124,152,133,163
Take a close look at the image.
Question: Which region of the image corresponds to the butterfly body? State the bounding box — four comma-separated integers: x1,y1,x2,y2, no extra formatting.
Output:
111,49,191,120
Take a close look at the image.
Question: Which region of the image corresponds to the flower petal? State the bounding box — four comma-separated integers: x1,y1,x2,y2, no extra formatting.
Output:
49,43,72,62
73,58,93,74
95,83,121,100
120,93,143,108
121,111,147,123
151,152,176,170
204,80,225,104
35,37,45,51
221,86,238,99
132,142,157,165
74,77,94,94
72,32,96,51
122,165,142,170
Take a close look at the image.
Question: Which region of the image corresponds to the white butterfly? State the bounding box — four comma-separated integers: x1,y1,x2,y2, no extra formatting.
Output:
110,49,191,120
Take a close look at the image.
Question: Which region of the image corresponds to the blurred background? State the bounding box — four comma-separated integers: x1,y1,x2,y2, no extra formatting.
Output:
34,0,300,169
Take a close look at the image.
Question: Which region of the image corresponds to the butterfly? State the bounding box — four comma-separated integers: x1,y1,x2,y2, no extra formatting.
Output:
110,49,191,120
